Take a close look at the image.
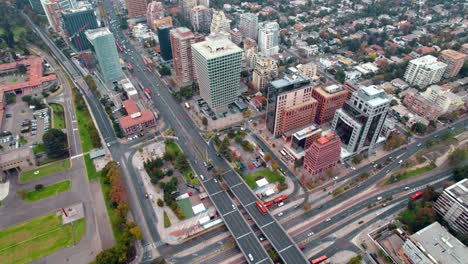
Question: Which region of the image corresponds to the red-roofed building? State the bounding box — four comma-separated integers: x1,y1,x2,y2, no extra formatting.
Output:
119,99,156,136
293,24,305,31
416,46,435,55
303,132,341,176
0,56,57,94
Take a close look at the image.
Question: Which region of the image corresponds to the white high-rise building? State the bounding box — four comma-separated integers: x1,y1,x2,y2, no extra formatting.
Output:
239,13,258,40
258,22,279,57
403,55,447,88
192,35,242,112
331,85,390,156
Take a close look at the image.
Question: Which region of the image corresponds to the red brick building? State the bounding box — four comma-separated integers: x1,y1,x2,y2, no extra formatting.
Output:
119,99,156,136
125,0,147,18
312,84,349,125
303,132,341,176
438,49,468,78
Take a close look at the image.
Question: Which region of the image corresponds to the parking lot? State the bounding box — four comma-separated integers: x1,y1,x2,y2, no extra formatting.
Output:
1,100,50,152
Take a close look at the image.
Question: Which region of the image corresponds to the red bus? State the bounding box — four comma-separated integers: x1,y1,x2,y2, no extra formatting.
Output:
115,40,123,52
273,195,288,204
142,57,148,66
410,191,423,200
311,255,327,264
144,87,151,97
146,67,152,73
255,201,267,215
264,201,274,208
127,62,133,72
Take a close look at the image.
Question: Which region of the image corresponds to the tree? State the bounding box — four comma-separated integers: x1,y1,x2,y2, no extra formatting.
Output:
414,207,436,231
219,137,231,157
271,161,279,171
95,248,119,264
42,128,68,158
422,185,439,202
453,165,468,181
201,117,208,126
267,249,279,262
335,70,346,83
176,154,190,171
159,64,171,76
303,201,311,211
242,109,253,118
411,122,427,134
348,254,362,264
157,198,164,207
34,184,44,191
390,99,398,106
448,148,467,166
264,152,271,162
129,226,143,240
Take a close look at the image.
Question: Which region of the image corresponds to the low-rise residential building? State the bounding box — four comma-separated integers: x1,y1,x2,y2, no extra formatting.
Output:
433,179,468,235
303,132,341,176
421,85,465,114
400,222,468,264
403,88,443,120
119,99,156,136
296,63,318,80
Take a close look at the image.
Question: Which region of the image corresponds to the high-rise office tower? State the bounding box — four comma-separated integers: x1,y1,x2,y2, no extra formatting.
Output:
266,70,311,136
192,35,242,112
239,13,258,40
403,55,447,88
311,84,349,125
62,2,98,50
125,0,147,18
258,22,279,57
438,49,467,78
181,0,197,21
210,10,231,34
190,5,212,32
170,27,203,86
303,132,341,176
331,85,390,155
158,25,173,61
146,1,164,30
85,28,124,83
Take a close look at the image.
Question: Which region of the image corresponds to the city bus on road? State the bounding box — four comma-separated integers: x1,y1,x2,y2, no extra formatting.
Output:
273,195,288,204
311,255,328,264
127,62,133,72
144,88,151,98
255,201,267,215
115,39,124,52
146,67,152,73
264,201,274,208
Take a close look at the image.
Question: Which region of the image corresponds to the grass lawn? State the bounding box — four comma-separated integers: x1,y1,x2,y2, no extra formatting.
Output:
32,143,46,154
49,103,66,130
244,169,285,189
0,213,85,264
163,211,171,228
72,89,98,153
24,180,71,202
99,177,120,241
84,154,101,180
166,141,199,185
385,164,437,185
20,159,71,182
176,198,194,218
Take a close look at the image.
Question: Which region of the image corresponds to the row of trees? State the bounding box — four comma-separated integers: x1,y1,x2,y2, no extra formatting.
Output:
95,162,142,264
73,88,102,148
384,132,408,151
399,186,439,233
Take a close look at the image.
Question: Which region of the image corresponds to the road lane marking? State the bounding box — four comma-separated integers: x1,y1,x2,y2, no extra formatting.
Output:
223,210,236,217
211,190,223,196
256,258,270,264
236,232,250,240
70,154,84,159
245,201,256,207
260,221,274,228
278,244,293,253
230,182,242,188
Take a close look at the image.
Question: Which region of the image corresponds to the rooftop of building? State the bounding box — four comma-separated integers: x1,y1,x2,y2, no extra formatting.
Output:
410,55,447,69
289,124,321,140
270,71,310,89
171,27,194,39
444,178,467,206
0,147,33,164
317,132,337,145
119,99,155,129
192,35,242,59
357,85,390,107
440,49,468,60
0,56,57,93
62,1,92,14
85,27,112,40
408,222,468,264
314,84,347,97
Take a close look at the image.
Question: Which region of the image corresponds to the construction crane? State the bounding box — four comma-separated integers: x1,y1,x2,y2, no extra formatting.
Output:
68,22,90,69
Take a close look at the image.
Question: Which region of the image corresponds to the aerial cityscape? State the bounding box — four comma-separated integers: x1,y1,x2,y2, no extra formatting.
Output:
0,0,467,264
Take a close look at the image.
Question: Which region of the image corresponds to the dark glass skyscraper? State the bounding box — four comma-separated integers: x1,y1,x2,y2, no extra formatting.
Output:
62,5,98,51
158,25,173,61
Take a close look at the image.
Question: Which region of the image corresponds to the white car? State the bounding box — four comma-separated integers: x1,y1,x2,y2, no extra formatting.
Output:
199,174,204,180
307,232,314,237
213,179,217,183
277,212,283,217
377,196,383,201
278,202,284,207
325,218,331,222
248,254,254,261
